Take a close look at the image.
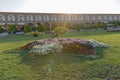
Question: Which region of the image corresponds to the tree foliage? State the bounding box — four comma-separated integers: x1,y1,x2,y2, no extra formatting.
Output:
72,23,79,31
24,25,32,33
44,23,50,32
51,23,57,31
112,20,120,27
54,27,68,36
103,23,108,30
37,24,44,32
8,25,17,34
0,27,4,33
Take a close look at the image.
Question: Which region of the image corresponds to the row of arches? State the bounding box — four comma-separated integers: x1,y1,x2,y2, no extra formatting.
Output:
0,14,51,22
1,14,120,23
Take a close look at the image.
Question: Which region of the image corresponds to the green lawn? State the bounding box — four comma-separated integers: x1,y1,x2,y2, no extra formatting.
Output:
0,30,120,80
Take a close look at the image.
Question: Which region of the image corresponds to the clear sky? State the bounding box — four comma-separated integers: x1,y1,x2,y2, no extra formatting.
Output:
0,0,120,14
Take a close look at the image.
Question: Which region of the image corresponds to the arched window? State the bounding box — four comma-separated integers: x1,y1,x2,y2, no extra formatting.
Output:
65,16,69,21
91,16,96,21
103,15,107,20
27,15,33,21
97,15,102,20
0,15,5,22
68,15,71,21
0,16,2,21
19,16,22,21
35,15,42,21
109,15,112,21
86,16,90,21
51,15,57,21
43,15,49,21
119,15,120,20
18,15,24,22
58,15,64,21
71,16,77,21
79,16,84,21
114,15,117,20
8,15,15,22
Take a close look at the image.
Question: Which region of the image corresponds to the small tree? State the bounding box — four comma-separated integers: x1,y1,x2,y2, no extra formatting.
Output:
72,23,81,31
81,24,85,30
103,23,108,30
112,20,120,28
44,23,50,33
0,27,4,33
51,23,57,31
8,25,17,34
24,25,32,33
63,23,70,29
89,23,94,29
96,22,103,29
37,24,44,32
94,24,98,29
54,27,68,37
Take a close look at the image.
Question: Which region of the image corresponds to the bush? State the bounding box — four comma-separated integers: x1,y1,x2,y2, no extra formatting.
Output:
37,24,44,32
44,23,50,32
103,23,108,30
8,25,17,34
0,27,4,33
72,23,79,31
81,24,85,30
24,25,32,33
51,23,57,31
54,27,68,36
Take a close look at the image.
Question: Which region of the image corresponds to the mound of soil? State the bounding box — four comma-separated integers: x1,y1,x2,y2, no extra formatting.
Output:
17,38,97,55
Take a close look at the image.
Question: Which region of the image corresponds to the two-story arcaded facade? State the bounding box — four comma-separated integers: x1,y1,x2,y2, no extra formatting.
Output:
0,12,120,31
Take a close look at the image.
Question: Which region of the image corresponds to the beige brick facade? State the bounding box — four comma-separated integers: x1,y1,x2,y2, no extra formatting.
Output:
0,12,120,30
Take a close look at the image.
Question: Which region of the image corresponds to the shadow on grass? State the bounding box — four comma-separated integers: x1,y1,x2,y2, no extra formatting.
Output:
3,48,105,66
2,48,106,79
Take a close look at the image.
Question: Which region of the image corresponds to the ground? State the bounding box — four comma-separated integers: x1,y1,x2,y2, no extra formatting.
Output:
0,30,120,80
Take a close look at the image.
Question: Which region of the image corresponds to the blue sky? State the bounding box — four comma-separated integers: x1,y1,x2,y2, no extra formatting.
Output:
0,0,120,13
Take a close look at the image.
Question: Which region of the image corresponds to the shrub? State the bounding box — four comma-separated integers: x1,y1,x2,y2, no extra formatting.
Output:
112,20,120,27
8,25,17,34
81,24,85,30
103,23,108,30
51,23,57,31
0,27,4,33
72,23,80,31
24,25,32,33
54,27,68,36
37,24,44,32
62,23,70,29
44,23,50,32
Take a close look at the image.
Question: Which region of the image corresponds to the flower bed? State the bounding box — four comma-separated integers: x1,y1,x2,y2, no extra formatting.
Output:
17,38,109,56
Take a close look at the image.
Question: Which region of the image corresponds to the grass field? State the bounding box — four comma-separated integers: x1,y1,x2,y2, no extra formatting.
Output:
0,30,120,80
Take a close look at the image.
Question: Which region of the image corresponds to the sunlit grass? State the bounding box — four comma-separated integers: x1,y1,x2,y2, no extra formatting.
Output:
0,30,120,80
